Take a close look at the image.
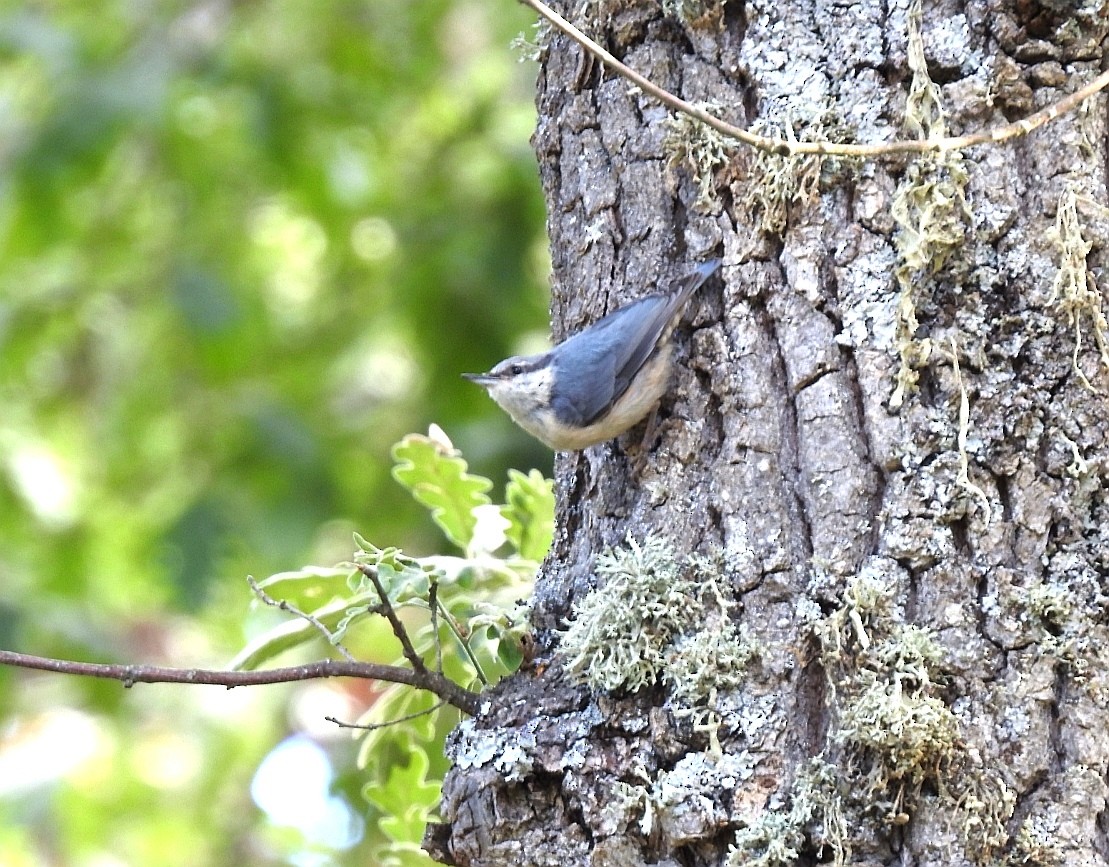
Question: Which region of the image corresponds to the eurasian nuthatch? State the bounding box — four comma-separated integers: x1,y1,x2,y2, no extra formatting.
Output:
464,259,721,450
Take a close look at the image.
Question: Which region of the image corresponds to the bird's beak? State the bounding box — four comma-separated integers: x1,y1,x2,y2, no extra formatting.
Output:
462,372,496,386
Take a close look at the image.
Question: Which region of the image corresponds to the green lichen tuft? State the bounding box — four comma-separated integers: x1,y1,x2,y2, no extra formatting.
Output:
888,149,971,409
664,103,736,210
811,568,900,677
1003,814,1065,866
561,536,703,693
560,535,753,701
1026,581,1075,631
1048,183,1109,391
509,20,552,63
870,623,946,682
744,108,857,236
608,779,654,835
802,565,1094,864
948,339,994,525
814,567,961,826
727,758,848,867
891,155,972,276
729,809,804,867
661,0,724,23
1024,578,1097,685
888,0,971,410
834,679,959,799
948,767,1016,863
664,621,758,706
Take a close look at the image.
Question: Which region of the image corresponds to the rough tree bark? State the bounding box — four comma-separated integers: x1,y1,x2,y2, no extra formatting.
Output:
428,0,1109,864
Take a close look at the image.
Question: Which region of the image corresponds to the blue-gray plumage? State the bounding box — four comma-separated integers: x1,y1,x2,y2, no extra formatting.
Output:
464,259,721,450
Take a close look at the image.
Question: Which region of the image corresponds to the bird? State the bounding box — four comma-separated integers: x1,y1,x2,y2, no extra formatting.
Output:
463,259,721,450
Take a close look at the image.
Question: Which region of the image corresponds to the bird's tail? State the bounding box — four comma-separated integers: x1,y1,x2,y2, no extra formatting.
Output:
669,257,722,312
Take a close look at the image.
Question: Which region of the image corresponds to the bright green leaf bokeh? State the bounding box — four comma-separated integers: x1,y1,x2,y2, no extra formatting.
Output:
0,1,548,864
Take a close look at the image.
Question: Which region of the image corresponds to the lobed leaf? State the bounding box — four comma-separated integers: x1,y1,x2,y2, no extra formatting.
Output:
391,432,493,550
501,468,555,562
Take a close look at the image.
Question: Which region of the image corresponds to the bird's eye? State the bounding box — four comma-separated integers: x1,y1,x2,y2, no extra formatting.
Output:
508,363,525,376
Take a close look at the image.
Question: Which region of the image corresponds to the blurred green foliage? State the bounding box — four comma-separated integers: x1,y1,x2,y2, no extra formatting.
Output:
245,429,548,866
0,1,549,864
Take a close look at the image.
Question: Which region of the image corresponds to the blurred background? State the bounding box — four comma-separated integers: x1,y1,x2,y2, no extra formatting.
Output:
0,0,549,864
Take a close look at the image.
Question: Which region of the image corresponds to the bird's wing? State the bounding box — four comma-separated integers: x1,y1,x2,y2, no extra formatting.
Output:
551,260,721,427
605,294,677,415
609,261,720,402
596,261,720,423
549,338,618,426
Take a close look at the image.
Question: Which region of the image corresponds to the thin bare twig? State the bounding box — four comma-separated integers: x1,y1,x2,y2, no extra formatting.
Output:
247,575,357,663
519,0,1109,157
429,578,443,673
325,700,445,732
358,564,427,674
0,650,481,715
438,603,490,686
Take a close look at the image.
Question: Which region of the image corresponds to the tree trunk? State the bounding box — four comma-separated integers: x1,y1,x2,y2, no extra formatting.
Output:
428,0,1109,864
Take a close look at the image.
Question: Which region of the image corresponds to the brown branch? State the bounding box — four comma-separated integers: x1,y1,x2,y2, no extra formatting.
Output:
0,649,481,716
520,0,1109,158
